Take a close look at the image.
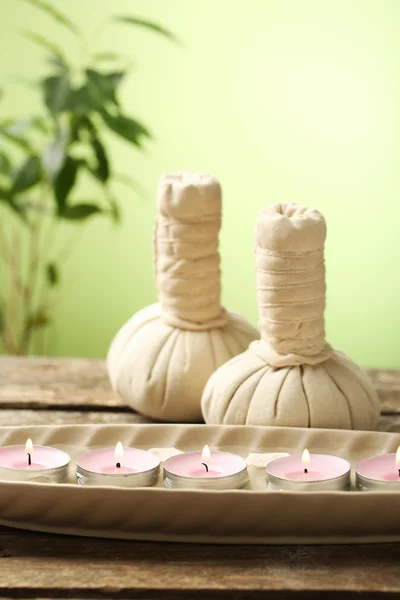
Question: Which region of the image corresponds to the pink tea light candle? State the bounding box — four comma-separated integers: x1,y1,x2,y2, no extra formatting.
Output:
266,449,351,491
0,439,70,483
163,445,248,490
76,443,160,487
356,447,400,491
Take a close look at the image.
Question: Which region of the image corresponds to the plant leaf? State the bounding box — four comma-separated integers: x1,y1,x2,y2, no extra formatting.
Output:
91,136,109,182
45,55,68,71
2,116,48,137
46,262,59,286
112,16,179,43
0,124,34,152
93,51,123,61
110,202,120,223
22,0,80,35
22,30,65,60
86,69,124,105
66,84,104,115
102,112,151,147
7,117,35,136
62,203,102,220
54,156,79,214
43,123,68,179
0,185,12,203
65,86,91,115
12,156,42,194
42,74,71,115
104,190,120,223
0,186,28,221
31,116,50,134
0,187,27,223
0,152,11,176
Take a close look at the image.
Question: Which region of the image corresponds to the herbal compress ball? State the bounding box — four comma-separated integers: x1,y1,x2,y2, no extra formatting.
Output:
107,172,259,422
202,203,380,429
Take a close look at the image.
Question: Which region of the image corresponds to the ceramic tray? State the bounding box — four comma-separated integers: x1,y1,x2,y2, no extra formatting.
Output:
0,423,399,544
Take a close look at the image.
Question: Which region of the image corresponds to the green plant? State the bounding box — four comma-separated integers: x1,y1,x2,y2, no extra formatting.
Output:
0,0,177,355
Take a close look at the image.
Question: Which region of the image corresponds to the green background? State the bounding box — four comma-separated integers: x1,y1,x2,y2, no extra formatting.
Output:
1,0,399,367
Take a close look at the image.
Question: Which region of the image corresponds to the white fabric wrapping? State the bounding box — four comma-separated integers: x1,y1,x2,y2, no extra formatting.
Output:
202,203,380,430
107,172,259,422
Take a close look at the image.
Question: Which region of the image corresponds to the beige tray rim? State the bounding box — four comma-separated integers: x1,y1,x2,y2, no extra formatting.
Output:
0,423,399,545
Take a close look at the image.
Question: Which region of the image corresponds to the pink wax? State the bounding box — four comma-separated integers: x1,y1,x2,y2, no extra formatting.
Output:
285,469,323,481
267,454,349,482
266,453,351,491
164,451,245,479
101,465,137,475
76,447,158,476
10,461,47,470
188,467,224,478
0,445,69,471
356,454,400,483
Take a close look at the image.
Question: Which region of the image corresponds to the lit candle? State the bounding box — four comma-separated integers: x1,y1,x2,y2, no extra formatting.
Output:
266,450,351,491
163,445,248,490
76,443,160,487
356,446,400,491
0,439,70,483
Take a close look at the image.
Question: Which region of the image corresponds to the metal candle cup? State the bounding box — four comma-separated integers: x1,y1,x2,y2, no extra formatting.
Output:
266,451,351,491
356,447,400,491
76,444,160,487
163,446,248,490
0,440,70,483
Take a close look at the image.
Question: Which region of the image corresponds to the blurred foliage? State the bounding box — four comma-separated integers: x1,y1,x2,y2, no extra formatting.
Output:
0,0,176,354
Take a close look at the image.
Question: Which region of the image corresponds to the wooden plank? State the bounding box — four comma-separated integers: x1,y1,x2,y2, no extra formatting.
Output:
1,410,399,432
0,527,399,598
0,356,123,409
0,357,399,414
0,409,152,427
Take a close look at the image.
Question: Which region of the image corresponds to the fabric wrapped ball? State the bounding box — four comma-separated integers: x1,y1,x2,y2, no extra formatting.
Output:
108,303,258,422
107,172,259,422
201,203,380,430
201,344,380,428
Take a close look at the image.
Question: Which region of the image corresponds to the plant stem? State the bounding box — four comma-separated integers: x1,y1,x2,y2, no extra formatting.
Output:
55,225,84,265
0,220,10,261
81,18,108,61
5,228,20,354
19,184,48,354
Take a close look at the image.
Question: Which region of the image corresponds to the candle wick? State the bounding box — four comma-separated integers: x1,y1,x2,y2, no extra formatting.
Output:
202,462,209,473
304,468,308,474
116,462,121,469
28,453,31,466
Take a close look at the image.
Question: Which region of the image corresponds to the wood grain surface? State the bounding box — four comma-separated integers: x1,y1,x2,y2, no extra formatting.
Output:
0,356,399,599
0,357,399,413
0,527,399,599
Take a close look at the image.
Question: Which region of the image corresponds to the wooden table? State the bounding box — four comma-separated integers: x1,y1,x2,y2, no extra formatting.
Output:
0,356,399,599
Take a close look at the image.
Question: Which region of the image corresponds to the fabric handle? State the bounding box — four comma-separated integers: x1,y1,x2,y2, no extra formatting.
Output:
254,204,333,364
153,174,227,330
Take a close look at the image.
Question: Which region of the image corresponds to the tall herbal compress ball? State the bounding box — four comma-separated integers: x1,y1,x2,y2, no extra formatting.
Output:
107,172,259,422
202,203,380,429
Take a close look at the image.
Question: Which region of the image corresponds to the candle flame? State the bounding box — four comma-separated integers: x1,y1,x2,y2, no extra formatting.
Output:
202,445,211,461
301,448,311,465
396,446,400,465
115,441,124,459
25,438,33,454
